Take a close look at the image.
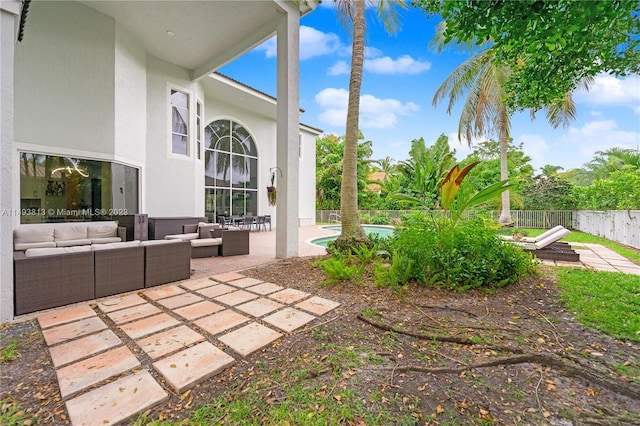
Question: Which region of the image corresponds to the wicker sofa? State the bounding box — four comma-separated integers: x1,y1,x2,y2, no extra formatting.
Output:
13,222,191,315
164,222,249,257
13,221,126,250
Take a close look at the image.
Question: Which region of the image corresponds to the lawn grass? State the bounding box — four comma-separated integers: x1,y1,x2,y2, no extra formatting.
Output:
555,268,640,343
506,228,640,265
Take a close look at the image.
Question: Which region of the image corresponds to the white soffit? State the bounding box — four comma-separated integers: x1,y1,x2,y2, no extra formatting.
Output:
81,0,284,78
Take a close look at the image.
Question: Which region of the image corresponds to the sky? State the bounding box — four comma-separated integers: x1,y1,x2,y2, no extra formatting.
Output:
219,2,640,173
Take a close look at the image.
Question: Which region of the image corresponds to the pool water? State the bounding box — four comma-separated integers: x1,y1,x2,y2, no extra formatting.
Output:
312,225,395,247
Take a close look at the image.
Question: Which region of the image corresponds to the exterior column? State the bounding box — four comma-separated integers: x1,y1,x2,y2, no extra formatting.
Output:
275,4,300,258
0,1,21,322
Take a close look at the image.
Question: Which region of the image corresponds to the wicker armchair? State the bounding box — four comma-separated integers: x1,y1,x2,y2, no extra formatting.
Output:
142,240,191,287
14,249,95,315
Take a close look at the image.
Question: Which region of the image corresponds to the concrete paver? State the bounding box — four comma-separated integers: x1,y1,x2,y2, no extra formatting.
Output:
97,293,147,313
106,303,161,325
194,310,250,336
121,313,181,339
210,271,246,282
263,307,317,333
227,277,263,288
214,289,259,306
56,346,140,398
219,322,282,357
152,341,235,393
268,288,310,304
41,317,107,346
38,305,96,329
246,282,284,295
296,296,341,316
65,370,168,426
142,285,186,300
173,300,225,320
236,298,284,317
155,292,204,309
180,277,219,291
49,329,121,367
196,283,235,298
136,325,205,360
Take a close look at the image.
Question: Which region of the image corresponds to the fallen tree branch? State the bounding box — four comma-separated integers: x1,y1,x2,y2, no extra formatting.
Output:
363,352,640,400
356,313,475,345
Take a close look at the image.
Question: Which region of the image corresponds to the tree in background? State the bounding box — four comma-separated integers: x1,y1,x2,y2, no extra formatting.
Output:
392,135,457,208
522,176,577,210
417,0,640,111
540,165,564,177
431,19,582,224
316,133,376,211
334,0,406,250
461,140,534,211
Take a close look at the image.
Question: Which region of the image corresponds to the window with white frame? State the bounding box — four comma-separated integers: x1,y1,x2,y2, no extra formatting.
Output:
298,134,303,159
170,89,189,155
196,100,202,160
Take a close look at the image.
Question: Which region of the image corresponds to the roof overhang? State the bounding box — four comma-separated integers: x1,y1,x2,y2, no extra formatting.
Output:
80,0,318,81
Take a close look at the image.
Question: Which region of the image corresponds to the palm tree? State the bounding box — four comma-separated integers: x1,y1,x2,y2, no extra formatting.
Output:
334,0,405,249
431,23,582,224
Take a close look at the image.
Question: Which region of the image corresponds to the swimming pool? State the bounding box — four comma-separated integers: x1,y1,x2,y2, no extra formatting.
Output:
311,225,395,247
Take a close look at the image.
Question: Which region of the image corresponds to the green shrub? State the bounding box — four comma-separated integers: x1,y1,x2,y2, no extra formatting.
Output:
391,213,537,290
371,213,390,225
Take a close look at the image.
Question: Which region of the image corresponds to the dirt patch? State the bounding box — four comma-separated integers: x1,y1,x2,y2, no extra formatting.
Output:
2,258,639,425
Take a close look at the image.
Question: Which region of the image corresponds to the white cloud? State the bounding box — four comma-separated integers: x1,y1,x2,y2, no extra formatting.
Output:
315,87,419,129
365,46,383,58
328,60,349,76
255,26,345,60
516,134,549,171
575,74,640,113
365,55,432,75
560,120,640,166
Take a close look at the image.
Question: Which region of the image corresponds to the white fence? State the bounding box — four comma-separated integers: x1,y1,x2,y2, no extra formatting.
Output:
316,209,640,248
317,210,575,228
575,210,640,249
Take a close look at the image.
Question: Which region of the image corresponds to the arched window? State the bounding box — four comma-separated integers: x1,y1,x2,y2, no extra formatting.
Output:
204,119,258,221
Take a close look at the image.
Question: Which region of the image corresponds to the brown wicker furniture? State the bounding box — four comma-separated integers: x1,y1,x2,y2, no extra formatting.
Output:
215,229,250,256
142,240,191,287
93,243,145,298
14,247,95,315
147,216,207,240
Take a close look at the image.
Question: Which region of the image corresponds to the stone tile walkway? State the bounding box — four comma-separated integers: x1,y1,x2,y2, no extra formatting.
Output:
36,272,340,425
541,243,640,275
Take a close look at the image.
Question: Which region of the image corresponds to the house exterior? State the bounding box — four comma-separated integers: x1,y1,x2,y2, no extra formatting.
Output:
0,0,320,322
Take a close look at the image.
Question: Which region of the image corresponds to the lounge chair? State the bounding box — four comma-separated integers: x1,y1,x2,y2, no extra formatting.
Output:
500,225,566,243
509,228,579,262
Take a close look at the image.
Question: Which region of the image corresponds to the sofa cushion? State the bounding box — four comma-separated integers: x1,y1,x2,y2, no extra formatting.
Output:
54,224,88,241
25,245,92,257
164,233,198,241
14,226,55,245
183,224,198,233
92,241,142,251
141,239,181,246
87,222,118,238
90,237,122,244
56,239,92,247
191,238,222,247
198,223,219,239
14,241,57,251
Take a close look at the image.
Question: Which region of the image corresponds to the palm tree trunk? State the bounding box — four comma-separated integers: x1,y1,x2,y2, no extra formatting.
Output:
498,107,512,225
336,0,366,248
